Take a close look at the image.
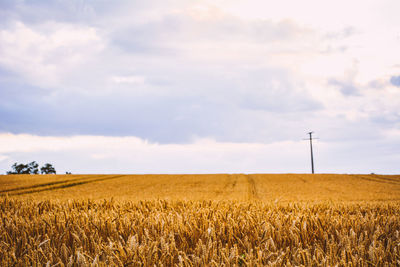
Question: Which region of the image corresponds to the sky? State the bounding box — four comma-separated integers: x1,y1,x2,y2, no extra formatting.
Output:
0,0,399,174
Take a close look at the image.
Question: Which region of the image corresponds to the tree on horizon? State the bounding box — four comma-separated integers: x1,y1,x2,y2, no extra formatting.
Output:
40,163,57,174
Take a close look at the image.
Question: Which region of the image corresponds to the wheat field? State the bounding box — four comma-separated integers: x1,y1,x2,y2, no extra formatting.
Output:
1,174,400,266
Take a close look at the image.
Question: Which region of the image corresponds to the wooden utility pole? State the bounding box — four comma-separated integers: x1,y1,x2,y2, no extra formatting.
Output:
308,132,315,174
303,132,318,174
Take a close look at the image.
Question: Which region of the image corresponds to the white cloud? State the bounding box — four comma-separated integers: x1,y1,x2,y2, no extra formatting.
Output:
0,133,398,174
0,133,309,174
111,75,146,84
0,155,9,162
0,21,104,87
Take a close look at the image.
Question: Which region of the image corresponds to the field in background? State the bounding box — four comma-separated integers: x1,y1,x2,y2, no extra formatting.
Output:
1,174,400,265
1,173,400,201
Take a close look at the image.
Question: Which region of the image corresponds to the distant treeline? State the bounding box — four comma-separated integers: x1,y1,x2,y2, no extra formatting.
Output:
7,161,56,175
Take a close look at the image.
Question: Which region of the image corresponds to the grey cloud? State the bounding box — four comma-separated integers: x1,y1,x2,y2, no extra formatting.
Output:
324,26,358,40
0,93,223,143
390,75,400,87
251,20,311,42
230,70,323,112
185,16,309,43
111,21,181,55
328,78,360,96
368,79,387,89
239,91,322,112
0,0,95,25
0,0,172,27
110,11,311,54
0,62,323,144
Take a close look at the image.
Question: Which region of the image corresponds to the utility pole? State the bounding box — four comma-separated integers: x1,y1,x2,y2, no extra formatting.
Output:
304,132,318,174
308,132,314,174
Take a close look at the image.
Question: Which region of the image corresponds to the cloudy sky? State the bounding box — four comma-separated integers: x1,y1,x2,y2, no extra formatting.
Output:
0,0,399,174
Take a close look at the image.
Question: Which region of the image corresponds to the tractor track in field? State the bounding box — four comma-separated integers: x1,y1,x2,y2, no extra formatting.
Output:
297,176,308,183
372,175,400,182
216,174,239,196
246,175,259,200
226,174,238,190
231,175,238,189
0,175,109,194
353,175,400,186
1,175,125,196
